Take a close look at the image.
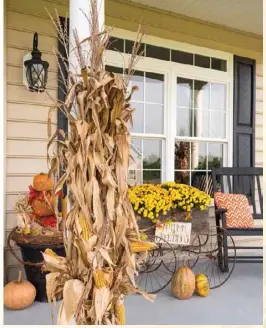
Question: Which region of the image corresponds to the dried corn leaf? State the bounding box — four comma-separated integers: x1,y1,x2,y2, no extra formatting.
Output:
57,279,85,325
94,286,111,324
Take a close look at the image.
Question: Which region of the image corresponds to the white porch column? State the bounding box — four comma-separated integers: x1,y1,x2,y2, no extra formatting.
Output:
69,0,105,74
67,0,105,215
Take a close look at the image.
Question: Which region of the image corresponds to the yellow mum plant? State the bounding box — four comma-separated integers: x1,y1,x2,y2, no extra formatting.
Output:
128,182,212,223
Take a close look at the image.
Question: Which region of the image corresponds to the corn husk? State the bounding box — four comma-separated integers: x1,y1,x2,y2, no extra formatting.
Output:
43,2,154,325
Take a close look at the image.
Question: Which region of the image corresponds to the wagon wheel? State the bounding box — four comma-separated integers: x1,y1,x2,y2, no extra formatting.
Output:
136,235,177,294
173,234,202,270
191,226,236,289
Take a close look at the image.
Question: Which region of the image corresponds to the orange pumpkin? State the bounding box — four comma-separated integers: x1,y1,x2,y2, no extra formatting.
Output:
4,271,36,310
31,194,55,217
171,266,195,300
33,173,53,192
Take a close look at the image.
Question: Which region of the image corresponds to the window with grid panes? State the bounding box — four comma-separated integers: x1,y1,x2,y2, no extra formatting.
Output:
105,35,232,194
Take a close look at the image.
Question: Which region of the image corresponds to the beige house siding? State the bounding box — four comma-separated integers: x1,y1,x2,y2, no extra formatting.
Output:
5,0,68,282
4,0,263,281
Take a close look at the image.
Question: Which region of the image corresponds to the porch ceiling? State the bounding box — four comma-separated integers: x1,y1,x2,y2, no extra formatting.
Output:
128,0,263,36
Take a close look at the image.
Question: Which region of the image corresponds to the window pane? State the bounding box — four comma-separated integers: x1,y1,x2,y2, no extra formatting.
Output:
208,143,223,169
193,109,209,138
143,170,161,184
143,139,161,170
176,107,192,136
191,142,207,170
129,138,142,171
191,171,212,193
195,54,210,68
145,72,164,104
175,171,189,185
211,83,226,110
146,44,170,61
176,77,193,107
211,58,227,72
145,104,163,134
128,71,144,102
194,80,210,109
125,40,145,55
130,102,144,133
128,170,142,186
210,111,226,138
105,65,123,74
108,37,124,52
171,50,193,65
175,141,190,170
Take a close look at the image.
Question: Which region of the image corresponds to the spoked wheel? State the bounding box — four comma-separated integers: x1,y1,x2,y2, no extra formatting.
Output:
174,234,202,270
136,235,177,294
192,226,236,289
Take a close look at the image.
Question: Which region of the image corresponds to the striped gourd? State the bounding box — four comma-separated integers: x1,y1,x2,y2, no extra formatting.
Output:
195,274,209,297
171,267,195,300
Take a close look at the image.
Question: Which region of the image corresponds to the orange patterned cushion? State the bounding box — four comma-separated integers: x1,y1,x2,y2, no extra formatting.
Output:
214,192,253,228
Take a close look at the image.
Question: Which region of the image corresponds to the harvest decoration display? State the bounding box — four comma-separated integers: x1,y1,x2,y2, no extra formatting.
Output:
8,173,65,302
12,173,63,239
129,182,212,223
40,5,156,325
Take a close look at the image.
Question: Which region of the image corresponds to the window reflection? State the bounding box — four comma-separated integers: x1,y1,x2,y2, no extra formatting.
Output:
175,141,190,171
174,141,225,195
145,72,164,104
176,77,193,108
145,104,163,134
210,84,226,110
194,80,210,109
208,143,223,169
129,72,144,102
191,142,207,170
130,102,144,133
129,138,163,186
143,139,161,170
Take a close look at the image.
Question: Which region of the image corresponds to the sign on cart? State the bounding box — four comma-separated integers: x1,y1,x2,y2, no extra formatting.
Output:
155,221,192,245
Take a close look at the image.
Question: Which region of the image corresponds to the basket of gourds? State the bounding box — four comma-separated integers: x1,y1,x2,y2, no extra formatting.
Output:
8,173,66,302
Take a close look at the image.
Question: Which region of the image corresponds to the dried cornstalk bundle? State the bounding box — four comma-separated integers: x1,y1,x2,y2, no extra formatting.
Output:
43,2,155,325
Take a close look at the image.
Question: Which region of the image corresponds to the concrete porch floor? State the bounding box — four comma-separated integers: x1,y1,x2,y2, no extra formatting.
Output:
4,263,262,325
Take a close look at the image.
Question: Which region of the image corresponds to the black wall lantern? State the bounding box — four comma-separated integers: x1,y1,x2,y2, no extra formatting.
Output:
24,32,49,92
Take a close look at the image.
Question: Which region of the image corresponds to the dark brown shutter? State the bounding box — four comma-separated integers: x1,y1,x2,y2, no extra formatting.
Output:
233,55,256,168
233,55,256,195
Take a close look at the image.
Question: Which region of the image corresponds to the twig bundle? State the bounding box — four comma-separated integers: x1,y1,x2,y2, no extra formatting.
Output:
43,1,155,325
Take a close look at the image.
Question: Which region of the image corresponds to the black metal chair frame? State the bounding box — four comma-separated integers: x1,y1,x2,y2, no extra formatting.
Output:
212,167,263,267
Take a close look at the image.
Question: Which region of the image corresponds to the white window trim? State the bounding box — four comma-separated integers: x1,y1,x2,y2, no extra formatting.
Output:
104,28,234,186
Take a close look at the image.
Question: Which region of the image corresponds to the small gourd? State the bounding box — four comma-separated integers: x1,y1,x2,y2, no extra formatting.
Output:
171,266,195,300
4,271,36,310
33,173,53,192
195,273,210,297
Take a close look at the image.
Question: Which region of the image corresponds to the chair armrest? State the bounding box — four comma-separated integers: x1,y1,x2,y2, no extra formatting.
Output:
215,208,227,215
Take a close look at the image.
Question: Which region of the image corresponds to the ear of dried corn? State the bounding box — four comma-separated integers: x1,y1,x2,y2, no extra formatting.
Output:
43,1,155,325
115,297,125,325
130,241,157,253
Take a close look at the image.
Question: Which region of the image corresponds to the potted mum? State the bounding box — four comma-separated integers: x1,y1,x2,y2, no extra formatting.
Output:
128,182,212,234
9,173,66,302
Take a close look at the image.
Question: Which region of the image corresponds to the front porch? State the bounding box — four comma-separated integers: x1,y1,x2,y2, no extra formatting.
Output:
4,0,263,326
4,262,263,325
